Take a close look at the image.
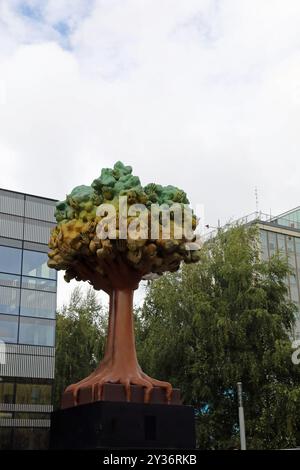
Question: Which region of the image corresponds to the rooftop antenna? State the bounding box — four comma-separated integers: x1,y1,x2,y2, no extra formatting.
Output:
255,186,259,215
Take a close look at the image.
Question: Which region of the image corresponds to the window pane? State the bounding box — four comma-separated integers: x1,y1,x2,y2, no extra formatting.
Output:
260,230,268,247
0,314,18,343
260,230,268,260
0,246,22,274
19,317,55,346
15,383,52,405
268,232,277,256
20,290,56,319
0,286,20,315
14,412,50,419
22,250,56,280
277,234,286,254
291,284,299,302
21,276,56,293
288,254,297,270
0,411,13,418
0,273,21,288
287,237,295,253
0,382,14,404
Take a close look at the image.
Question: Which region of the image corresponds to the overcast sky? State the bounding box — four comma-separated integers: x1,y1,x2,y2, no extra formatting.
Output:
1,0,300,307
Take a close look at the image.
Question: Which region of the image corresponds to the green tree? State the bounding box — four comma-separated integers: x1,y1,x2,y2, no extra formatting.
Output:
136,225,300,449
54,287,107,408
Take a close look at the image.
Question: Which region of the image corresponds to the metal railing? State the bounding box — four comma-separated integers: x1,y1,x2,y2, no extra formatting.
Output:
202,210,300,242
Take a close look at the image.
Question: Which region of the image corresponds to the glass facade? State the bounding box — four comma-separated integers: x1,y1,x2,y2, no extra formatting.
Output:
260,222,300,339
272,208,300,230
19,317,55,346
0,246,22,274
0,286,20,315
0,314,19,343
0,189,57,450
0,380,52,406
0,382,14,404
22,250,56,280
15,382,52,405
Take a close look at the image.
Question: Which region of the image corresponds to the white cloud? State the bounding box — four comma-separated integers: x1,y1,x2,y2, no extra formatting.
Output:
1,0,300,305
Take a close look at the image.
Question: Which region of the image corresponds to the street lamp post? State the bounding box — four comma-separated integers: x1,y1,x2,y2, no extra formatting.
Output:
237,382,246,450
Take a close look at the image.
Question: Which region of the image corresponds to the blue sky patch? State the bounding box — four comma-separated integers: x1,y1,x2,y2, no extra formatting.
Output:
18,2,43,22
54,21,71,37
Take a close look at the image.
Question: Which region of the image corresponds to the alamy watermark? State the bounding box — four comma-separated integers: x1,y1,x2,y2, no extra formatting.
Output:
292,340,300,365
95,197,204,249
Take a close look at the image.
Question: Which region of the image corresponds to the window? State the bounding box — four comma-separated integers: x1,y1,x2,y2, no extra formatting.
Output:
15,383,52,405
260,230,268,247
20,290,56,319
0,286,20,315
21,276,56,292
0,245,22,274
288,253,297,270
18,317,55,346
0,273,21,288
0,411,13,418
260,230,269,261
14,412,50,419
0,382,14,404
0,314,18,343
287,237,295,253
277,234,286,254
289,274,297,286
22,250,56,280
268,232,277,256
290,285,299,302
289,275,299,302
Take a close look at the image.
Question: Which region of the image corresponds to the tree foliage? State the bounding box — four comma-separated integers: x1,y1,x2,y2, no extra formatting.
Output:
54,287,107,408
136,225,300,449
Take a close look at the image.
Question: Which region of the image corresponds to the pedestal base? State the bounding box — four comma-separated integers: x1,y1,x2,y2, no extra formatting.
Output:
50,400,196,449
61,384,182,408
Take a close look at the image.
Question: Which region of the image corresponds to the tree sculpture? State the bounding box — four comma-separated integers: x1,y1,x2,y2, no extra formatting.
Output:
48,161,201,406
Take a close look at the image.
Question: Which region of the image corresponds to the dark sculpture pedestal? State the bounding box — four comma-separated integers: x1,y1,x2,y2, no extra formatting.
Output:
50,400,196,449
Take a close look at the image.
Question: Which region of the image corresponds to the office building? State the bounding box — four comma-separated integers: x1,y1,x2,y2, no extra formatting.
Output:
207,207,300,339
258,207,300,339
0,188,57,450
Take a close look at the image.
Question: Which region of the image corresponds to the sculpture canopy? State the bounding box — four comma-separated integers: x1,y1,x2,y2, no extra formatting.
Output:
48,161,201,293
